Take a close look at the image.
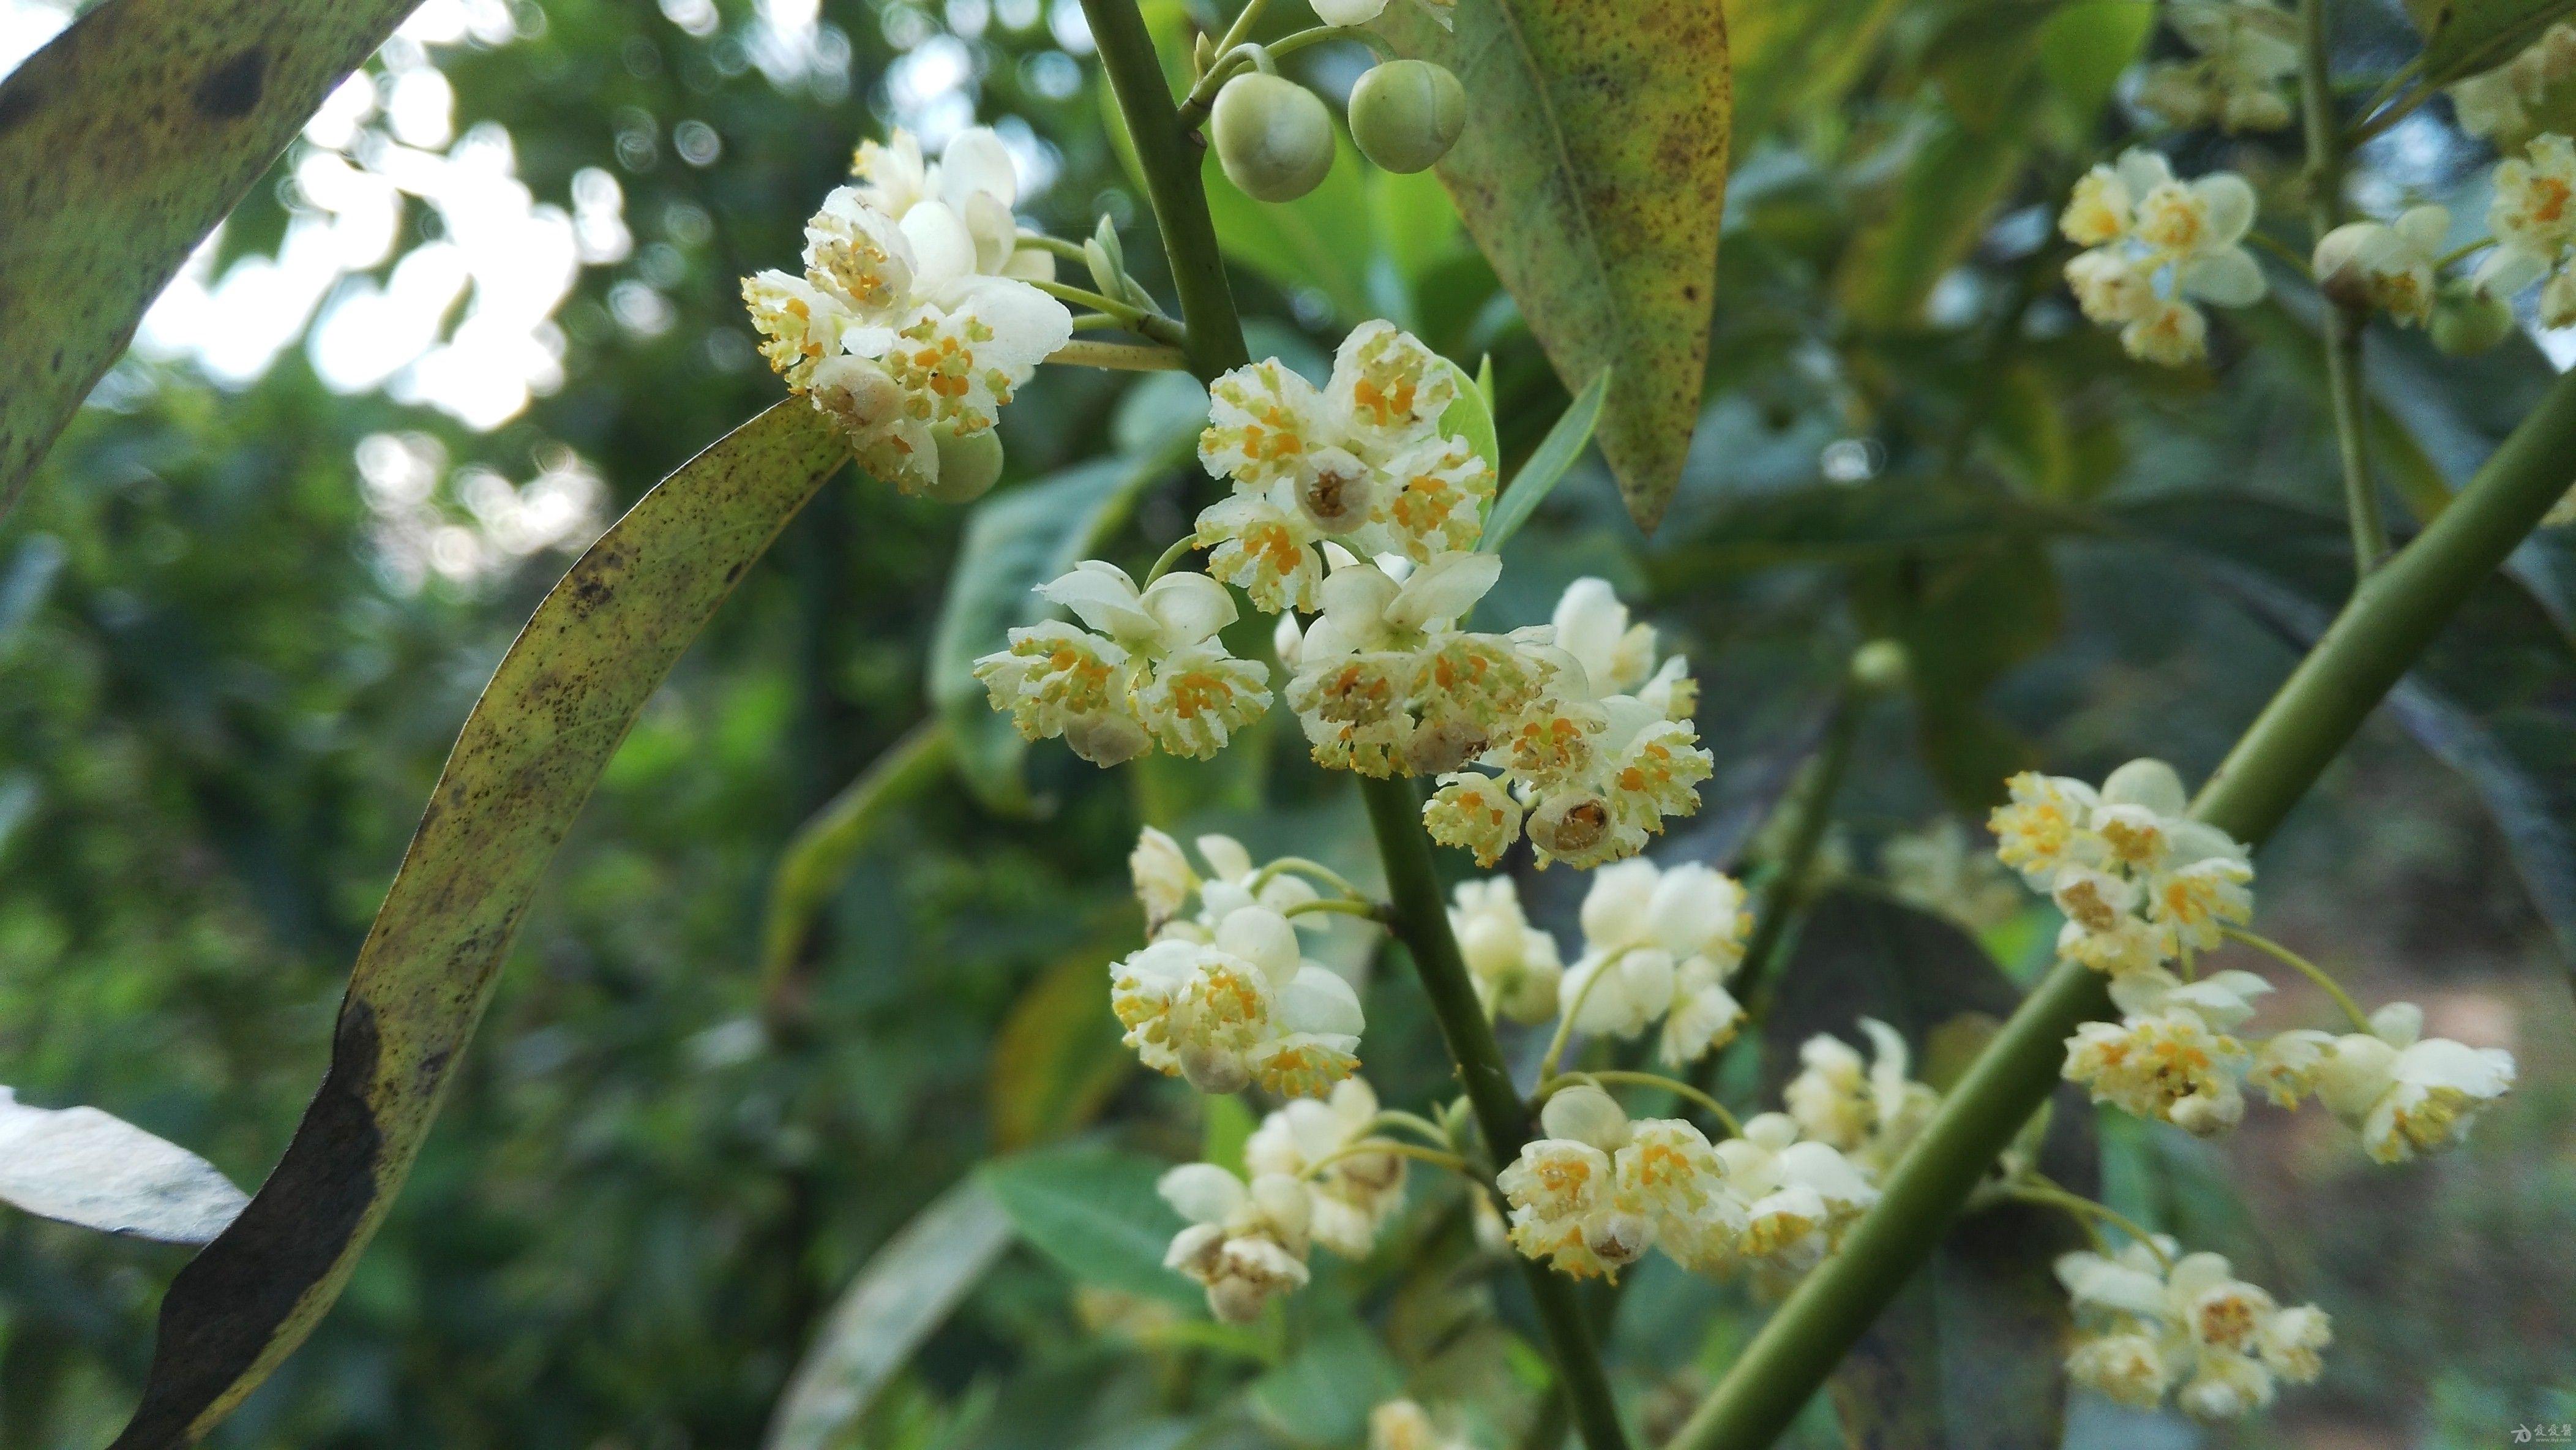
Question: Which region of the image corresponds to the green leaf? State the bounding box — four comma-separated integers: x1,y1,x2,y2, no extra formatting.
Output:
1200,1094,1257,1176
1851,539,2065,812
1204,141,1379,325
1482,370,1609,554
758,720,956,997
979,1143,1199,1308
110,404,850,1446
1369,162,1464,288
926,430,1196,808
1759,892,2095,1450
764,1179,1017,1450
2410,0,2576,87
1247,1309,1405,1447
989,928,1139,1151
2037,0,2159,122
1377,0,1731,531
1438,356,1502,479
1837,115,2032,329
0,0,419,516
1725,0,1908,138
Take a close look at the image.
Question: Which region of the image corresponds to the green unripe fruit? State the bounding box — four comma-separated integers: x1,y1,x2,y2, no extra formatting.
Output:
2430,280,2516,356
923,424,1006,504
1347,60,1466,174
1210,73,1336,203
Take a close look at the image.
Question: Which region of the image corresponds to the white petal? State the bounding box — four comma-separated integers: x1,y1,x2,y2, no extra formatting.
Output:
900,198,979,292
940,126,1020,209
1279,965,1366,1037
1159,1162,1249,1225
1197,834,1255,883
1310,0,1388,21
1384,550,1501,632
2178,247,2267,307
1040,560,1158,637
1141,570,1240,648
2192,173,2257,244
2099,758,2188,816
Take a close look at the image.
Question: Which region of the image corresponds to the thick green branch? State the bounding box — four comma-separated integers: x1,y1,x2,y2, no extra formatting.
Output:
2301,0,2387,574
1361,776,1634,1450
1664,362,2576,1450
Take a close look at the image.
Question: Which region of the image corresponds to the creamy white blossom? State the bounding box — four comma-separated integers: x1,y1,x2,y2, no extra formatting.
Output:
1196,323,1494,612
1448,876,1565,1024
1713,1112,1880,1274
1557,860,1751,1065
1159,1161,1312,1322
2057,1240,2329,1420
2476,133,2576,326
1128,827,1331,941
1497,1086,1748,1282
1109,904,1365,1097
2314,205,2449,326
2062,967,2271,1135
2446,22,2576,141
1245,1078,1409,1257
1367,1400,1472,1450
743,129,1073,492
1990,759,2255,975
2058,151,2266,366
1782,1018,1939,1171
1882,817,2027,932
975,562,1271,765
2309,1002,2517,1162
2137,0,2298,132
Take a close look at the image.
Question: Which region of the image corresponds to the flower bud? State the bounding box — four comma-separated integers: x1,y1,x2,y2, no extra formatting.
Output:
1211,73,1336,203
922,423,1006,503
1347,60,1466,175
2430,280,2516,355
1848,638,1909,695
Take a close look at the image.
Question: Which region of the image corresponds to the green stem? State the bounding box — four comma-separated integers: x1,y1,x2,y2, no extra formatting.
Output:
2301,0,2389,576
1998,1184,2172,1269
1280,895,1388,923
1141,532,1200,584
1176,0,1278,126
2222,926,2375,1032
1084,0,1251,383
1248,854,1369,900
1300,1140,1470,1179
1718,690,1860,1029
1538,947,1625,1080
1048,338,1191,370
1361,775,1633,1450
1662,356,2576,1450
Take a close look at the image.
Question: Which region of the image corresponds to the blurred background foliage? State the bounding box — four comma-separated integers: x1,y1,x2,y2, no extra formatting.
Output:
0,0,2570,1444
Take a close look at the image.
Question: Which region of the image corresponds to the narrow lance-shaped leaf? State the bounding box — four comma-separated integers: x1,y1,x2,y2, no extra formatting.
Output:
2409,0,2576,87
0,1088,250,1246
1377,0,1731,532
111,405,848,1449
764,1179,1017,1450
0,0,419,515
1481,369,1608,554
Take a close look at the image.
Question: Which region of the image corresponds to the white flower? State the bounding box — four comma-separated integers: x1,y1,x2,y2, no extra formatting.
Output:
1159,1162,1313,1322
1496,1086,1648,1280
2312,1002,2516,1162
1990,771,2103,885
2055,1240,2330,1419
1557,860,1751,1064
1109,904,1365,1097
1312,0,1456,32
1715,1113,1880,1272
1245,1078,1408,1258
851,125,1054,281
1425,772,1528,868
743,145,1072,493
2247,1026,2336,1107
975,563,1271,765
2477,133,2576,318
1882,818,2026,932
1196,323,1493,612
1783,1018,1939,1170
2446,23,2576,140
1128,828,1324,939
1131,827,1197,935
1549,578,1663,697
1448,877,1564,1023
2137,0,2298,133
1367,1400,1471,1450
1613,1116,1747,1276
2061,967,2270,1135
2313,205,2449,325
1993,760,2253,975
2057,152,2264,366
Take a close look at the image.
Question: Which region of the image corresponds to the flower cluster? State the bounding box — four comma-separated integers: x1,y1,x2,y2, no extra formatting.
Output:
1986,760,2517,1158
1421,579,1712,869
2448,22,2576,140
2476,133,2576,327
2313,204,2449,327
2057,1240,2331,1419
1109,898,1365,1098
2058,151,2267,365
2250,1002,2518,1163
1159,1080,1407,1321
1782,1017,1940,1173
741,126,1072,494
1196,323,1494,612
1881,817,2026,934
1496,1087,1878,1282
1447,875,1563,1024
1554,858,1753,1067
2136,0,2297,133
973,562,1271,766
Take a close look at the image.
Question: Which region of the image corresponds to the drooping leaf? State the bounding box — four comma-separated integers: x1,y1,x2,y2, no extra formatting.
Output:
1650,476,2082,580
1851,538,2067,812
989,929,1139,1151
1760,892,2097,1450
1724,0,1907,140
927,430,1199,809
2409,0,2576,88
0,0,417,515
1247,1307,1406,1446
765,1179,1018,1450
1377,0,1731,531
1482,369,1608,554
2036,0,2159,125
979,1143,1199,1308
0,1088,249,1245
1838,114,2032,329
110,404,849,1448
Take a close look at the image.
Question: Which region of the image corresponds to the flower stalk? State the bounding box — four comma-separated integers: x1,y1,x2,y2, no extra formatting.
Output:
1079,2,1633,1441
2300,0,2389,574
1664,355,2576,1450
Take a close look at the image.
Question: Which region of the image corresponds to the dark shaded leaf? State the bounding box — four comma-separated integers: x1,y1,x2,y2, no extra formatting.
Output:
111,404,848,1447
979,1143,1198,1308
1482,370,1609,555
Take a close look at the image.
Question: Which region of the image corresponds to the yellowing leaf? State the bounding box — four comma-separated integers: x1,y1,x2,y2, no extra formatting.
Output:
2411,0,2576,86
111,405,848,1447
1379,0,1731,531
0,0,417,516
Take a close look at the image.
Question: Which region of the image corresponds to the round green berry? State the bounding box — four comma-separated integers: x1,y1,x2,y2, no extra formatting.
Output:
1347,60,1465,175
1210,72,1336,203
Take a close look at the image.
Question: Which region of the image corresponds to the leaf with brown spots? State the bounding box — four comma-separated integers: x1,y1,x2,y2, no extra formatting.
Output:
1376,0,1730,532
0,0,416,517
110,405,847,1449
